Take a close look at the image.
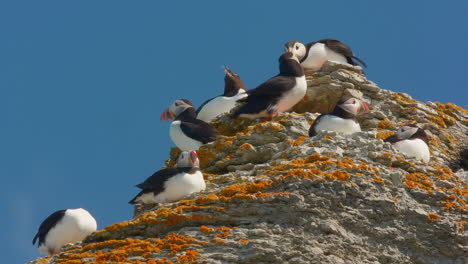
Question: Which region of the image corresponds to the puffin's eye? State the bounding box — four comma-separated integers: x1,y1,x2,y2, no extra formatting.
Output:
296,46,299,50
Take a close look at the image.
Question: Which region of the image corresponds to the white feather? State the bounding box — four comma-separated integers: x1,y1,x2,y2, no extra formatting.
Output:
301,43,348,71
275,76,307,113
135,170,206,203
39,208,97,255
314,115,361,135
393,138,430,163
197,90,247,122
170,120,203,151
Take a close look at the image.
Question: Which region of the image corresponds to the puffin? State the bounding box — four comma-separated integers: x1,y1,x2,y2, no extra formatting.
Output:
129,150,205,204
384,124,430,163
196,66,247,122
284,39,367,71
32,208,97,255
309,97,370,137
232,51,307,119
160,99,219,151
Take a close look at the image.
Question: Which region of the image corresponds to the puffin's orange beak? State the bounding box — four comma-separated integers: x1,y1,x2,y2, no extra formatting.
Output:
160,109,175,121
189,150,198,163
358,101,370,115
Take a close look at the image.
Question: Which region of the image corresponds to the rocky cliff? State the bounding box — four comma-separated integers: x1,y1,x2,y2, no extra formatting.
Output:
29,62,467,264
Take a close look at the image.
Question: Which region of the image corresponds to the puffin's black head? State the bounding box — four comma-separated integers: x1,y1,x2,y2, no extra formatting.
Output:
284,40,307,61
177,150,199,168
394,124,428,143
160,99,194,121
278,52,304,77
384,124,428,144
332,97,370,119
223,66,246,97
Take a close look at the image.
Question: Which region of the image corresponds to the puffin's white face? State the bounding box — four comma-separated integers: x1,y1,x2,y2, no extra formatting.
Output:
285,41,307,61
160,99,192,121
337,98,370,115
395,125,418,140
177,150,199,167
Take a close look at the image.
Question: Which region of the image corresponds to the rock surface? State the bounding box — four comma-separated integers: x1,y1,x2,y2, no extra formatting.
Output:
28,62,467,264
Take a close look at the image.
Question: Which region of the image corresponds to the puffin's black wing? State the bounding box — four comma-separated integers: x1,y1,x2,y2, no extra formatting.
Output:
318,39,367,68
308,114,326,137
233,75,296,117
135,168,183,190
179,120,219,144
130,167,194,204
32,209,67,246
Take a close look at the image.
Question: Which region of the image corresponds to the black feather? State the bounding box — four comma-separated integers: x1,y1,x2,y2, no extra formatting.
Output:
176,108,219,143
129,167,200,204
32,209,67,247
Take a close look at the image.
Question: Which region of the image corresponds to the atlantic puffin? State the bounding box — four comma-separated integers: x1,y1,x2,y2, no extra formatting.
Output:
232,51,307,119
384,124,430,163
129,150,205,204
309,97,370,137
196,66,247,122
285,39,367,71
161,99,219,151
32,208,97,255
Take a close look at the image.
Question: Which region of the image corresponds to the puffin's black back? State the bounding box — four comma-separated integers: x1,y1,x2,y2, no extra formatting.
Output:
130,167,199,204
32,209,67,246
177,108,219,143
306,39,367,68
135,167,195,190
232,53,303,117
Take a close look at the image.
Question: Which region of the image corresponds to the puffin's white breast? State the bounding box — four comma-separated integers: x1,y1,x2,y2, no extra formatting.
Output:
197,90,247,122
314,115,361,135
274,76,307,113
39,208,97,255
170,121,203,151
301,43,348,71
393,138,430,163
156,170,206,203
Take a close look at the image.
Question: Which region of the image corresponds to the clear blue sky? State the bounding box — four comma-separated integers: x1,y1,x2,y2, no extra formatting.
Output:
1,1,467,263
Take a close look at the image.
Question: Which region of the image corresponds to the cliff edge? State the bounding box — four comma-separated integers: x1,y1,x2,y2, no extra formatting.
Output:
29,62,467,264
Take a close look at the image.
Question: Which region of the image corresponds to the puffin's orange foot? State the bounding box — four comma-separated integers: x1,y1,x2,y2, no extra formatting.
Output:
259,117,270,122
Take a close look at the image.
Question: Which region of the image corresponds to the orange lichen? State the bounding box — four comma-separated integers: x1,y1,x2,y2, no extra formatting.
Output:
54,234,205,264
391,197,398,202
442,199,457,210
456,221,466,232
373,177,383,184
377,121,396,130
292,136,308,146
240,239,249,244
35,257,53,264
197,146,217,168
306,153,330,162
427,212,441,222
199,225,214,234
403,173,434,194
211,238,225,244
377,131,395,140
176,249,199,263
325,170,352,181
238,143,254,150
392,93,417,104
219,180,273,197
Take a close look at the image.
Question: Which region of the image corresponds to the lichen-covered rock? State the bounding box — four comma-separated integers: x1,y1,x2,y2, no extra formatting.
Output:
28,62,467,264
